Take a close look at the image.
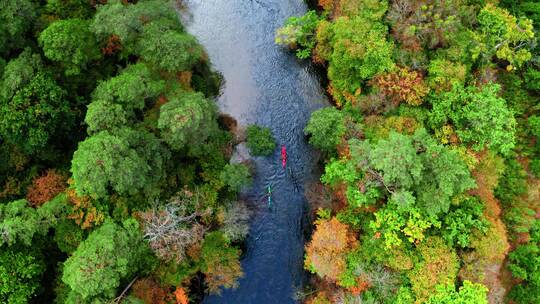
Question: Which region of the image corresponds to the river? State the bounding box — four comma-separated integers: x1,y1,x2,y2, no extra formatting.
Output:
181,1,328,302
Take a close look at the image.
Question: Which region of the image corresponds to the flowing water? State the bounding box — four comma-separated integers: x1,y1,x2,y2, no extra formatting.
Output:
181,1,328,302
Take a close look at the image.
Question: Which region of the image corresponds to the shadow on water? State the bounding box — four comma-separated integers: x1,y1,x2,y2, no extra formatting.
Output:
180,1,329,302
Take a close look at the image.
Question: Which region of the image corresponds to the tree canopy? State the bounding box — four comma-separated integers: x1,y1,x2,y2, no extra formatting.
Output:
158,91,217,150
39,18,101,75
62,219,152,301
70,128,169,199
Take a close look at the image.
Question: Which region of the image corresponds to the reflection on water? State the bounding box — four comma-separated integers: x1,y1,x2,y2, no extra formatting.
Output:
181,0,328,303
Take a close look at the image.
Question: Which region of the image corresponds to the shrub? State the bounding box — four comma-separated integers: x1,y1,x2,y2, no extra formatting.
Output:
246,125,276,156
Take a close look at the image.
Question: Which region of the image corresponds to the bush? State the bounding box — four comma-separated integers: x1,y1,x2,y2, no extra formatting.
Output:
246,125,276,156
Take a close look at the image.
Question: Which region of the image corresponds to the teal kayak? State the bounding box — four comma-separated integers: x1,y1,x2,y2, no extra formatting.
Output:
267,185,272,209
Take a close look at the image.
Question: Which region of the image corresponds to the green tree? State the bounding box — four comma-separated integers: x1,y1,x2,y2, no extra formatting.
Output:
275,10,321,59
0,247,45,304
368,132,423,189
0,50,42,99
158,91,217,150
91,0,181,55
246,125,276,156
220,164,252,192
371,202,440,248
62,219,152,301
326,16,394,103
0,51,69,154
85,100,129,135
304,107,346,153
507,221,540,303
529,115,540,139
0,0,36,56
44,0,93,19
441,196,488,248
92,63,164,111
426,281,488,304
39,19,101,75
472,3,534,69
357,129,475,215
136,21,203,72
85,63,164,134
0,195,68,247
71,128,169,199
429,83,516,155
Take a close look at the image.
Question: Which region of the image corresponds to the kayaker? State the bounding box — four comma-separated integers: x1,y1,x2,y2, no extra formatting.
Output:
267,184,273,209
281,145,287,168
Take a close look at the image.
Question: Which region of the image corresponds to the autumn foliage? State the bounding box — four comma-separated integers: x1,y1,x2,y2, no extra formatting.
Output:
132,278,172,304
305,217,358,282
26,169,67,207
174,287,189,304
66,183,105,229
101,34,122,56
372,67,429,106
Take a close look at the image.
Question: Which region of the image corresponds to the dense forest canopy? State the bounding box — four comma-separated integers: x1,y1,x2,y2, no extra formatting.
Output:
1,0,540,303
278,0,540,303
0,0,252,303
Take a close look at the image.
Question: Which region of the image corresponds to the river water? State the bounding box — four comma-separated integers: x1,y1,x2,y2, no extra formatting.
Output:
181,1,328,302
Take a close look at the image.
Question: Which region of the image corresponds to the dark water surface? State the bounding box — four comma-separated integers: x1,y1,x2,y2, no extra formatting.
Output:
181,1,328,302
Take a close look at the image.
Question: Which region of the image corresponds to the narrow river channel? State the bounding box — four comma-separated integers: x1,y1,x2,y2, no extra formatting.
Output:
181,1,329,302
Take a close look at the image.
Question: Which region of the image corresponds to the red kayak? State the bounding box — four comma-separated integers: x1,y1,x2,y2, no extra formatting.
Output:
281,145,287,168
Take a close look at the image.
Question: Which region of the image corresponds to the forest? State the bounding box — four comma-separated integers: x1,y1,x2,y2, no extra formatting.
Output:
276,0,540,303
0,0,254,303
1,0,539,303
